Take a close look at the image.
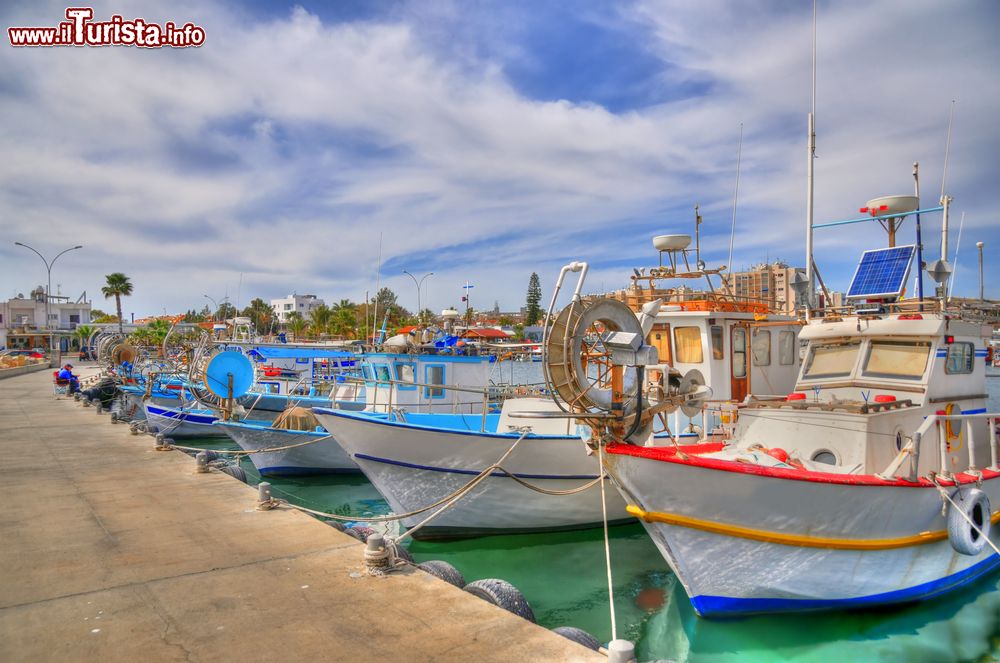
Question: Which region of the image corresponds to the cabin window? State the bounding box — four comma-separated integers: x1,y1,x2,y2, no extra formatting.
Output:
394,362,416,390
778,331,796,365
752,330,771,366
862,341,931,380
362,365,374,381
732,328,747,378
673,327,703,364
710,326,724,360
374,364,391,383
802,341,861,380
945,342,974,375
424,364,445,398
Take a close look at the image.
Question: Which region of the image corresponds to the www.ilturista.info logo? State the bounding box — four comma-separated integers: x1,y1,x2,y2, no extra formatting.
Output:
8,8,205,48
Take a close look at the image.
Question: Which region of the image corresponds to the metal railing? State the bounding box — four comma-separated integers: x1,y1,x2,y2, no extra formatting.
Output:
878,411,1000,482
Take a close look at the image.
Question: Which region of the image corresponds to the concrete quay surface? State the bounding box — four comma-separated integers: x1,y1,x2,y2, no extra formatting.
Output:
0,367,602,662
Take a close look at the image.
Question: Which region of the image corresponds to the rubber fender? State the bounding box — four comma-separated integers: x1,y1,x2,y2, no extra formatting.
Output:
552,626,602,651
201,450,220,462
463,578,536,623
947,488,991,556
417,560,465,588
219,464,247,484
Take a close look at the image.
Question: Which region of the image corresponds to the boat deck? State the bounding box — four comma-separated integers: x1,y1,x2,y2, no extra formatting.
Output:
0,365,600,662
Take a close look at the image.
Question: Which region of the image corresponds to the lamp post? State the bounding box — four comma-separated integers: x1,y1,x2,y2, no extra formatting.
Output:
203,294,229,322
402,270,433,324
976,241,985,302
14,242,83,354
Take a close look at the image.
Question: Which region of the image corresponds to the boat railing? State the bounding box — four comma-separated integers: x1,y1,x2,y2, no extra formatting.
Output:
877,411,1000,482
336,374,495,430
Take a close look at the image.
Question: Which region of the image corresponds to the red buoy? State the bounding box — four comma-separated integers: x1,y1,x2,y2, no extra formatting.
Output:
874,394,896,403
786,393,806,401
766,447,789,463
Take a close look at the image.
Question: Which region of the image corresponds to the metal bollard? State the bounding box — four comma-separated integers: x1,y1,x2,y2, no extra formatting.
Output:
366,532,384,552
154,433,171,451
257,482,275,510
607,640,637,663
110,412,118,424
95,403,103,414
195,451,209,473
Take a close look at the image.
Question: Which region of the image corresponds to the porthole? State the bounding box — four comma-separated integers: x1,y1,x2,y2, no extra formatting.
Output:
812,450,837,465
895,431,904,452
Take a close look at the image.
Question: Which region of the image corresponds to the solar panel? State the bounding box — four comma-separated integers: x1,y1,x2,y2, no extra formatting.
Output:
846,245,915,300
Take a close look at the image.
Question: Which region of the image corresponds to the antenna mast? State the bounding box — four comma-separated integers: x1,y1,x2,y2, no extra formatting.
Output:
805,0,818,315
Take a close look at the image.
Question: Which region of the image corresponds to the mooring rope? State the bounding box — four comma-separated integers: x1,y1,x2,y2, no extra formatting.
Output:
167,434,333,456
599,442,618,641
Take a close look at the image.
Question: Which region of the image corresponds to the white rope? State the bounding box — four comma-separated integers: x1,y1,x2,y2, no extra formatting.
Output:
167,434,332,456
599,442,618,641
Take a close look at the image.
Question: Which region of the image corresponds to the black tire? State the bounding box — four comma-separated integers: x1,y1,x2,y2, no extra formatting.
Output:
201,450,220,462
463,579,536,623
220,464,247,483
417,560,465,588
552,626,602,651
344,526,375,542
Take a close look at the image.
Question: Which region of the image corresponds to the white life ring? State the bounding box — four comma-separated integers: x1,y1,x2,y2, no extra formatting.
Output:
947,488,991,556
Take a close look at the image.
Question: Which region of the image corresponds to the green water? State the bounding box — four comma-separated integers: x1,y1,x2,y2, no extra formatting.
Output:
180,377,1000,662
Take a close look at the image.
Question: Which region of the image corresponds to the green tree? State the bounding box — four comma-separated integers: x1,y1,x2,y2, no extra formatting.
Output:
370,287,410,327
216,302,237,320
513,323,525,341
74,324,95,352
498,315,514,326
308,304,332,338
183,309,206,323
101,272,133,333
286,311,306,341
241,298,273,333
418,308,435,325
330,300,358,338
525,272,542,326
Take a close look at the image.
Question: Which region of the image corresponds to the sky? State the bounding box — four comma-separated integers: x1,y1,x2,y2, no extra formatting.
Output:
1,0,997,319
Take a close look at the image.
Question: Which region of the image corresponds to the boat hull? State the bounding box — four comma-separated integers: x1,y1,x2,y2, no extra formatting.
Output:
143,403,227,438
215,422,359,476
606,446,1000,616
312,408,632,539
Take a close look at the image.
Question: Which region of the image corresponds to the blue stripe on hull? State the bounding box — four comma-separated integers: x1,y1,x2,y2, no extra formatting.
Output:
353,452,599,481
692,552,1000,617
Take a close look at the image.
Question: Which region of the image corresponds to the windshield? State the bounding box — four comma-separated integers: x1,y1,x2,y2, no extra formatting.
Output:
862,341,931,380
802,341,861,380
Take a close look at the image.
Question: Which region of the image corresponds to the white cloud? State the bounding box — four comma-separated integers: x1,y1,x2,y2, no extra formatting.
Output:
0,0,996,317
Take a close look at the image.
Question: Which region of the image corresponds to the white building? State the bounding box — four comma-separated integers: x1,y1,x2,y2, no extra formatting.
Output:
270,293,325,323
0,286,92,350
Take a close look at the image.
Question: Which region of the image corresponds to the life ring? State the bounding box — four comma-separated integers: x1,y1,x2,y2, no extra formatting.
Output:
945,403,962,452
947,488,991,556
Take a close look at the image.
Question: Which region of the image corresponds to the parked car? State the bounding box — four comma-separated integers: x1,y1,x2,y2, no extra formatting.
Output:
0,349,45,359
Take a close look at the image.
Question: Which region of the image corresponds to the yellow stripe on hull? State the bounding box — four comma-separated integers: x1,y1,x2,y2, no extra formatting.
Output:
626,504,1000,551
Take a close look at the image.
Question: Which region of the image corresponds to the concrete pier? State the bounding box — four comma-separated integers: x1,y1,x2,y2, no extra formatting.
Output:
0,368,602,662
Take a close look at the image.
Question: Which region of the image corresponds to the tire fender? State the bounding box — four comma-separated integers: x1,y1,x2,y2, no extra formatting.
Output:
947,488,991,556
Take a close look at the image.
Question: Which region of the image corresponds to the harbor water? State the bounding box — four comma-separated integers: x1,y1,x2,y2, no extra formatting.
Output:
185,367,1000,662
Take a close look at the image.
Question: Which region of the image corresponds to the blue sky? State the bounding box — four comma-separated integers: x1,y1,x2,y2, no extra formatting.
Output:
1,0,997,318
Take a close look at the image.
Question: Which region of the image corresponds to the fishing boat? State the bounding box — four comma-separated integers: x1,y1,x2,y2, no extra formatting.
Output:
540,183,1000,616
215,407,359,476
313,232,803,538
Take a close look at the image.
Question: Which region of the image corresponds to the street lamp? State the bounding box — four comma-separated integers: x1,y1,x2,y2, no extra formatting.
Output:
976,241,985,302
203,294,230,322
14,242,83,353
402,270,433,324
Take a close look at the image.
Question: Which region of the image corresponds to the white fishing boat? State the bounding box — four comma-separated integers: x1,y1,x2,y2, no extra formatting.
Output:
606,309,996,616
215,409,358,477
312,398,638,538
538,177,1000,616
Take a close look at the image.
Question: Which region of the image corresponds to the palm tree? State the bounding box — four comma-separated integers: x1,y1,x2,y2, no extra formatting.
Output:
308,304,333,338
241,298,273,335
74,324,95,355
286,311,306,341
101,273,133,333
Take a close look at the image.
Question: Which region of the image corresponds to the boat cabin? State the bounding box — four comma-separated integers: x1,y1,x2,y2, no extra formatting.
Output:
731,313,992,476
